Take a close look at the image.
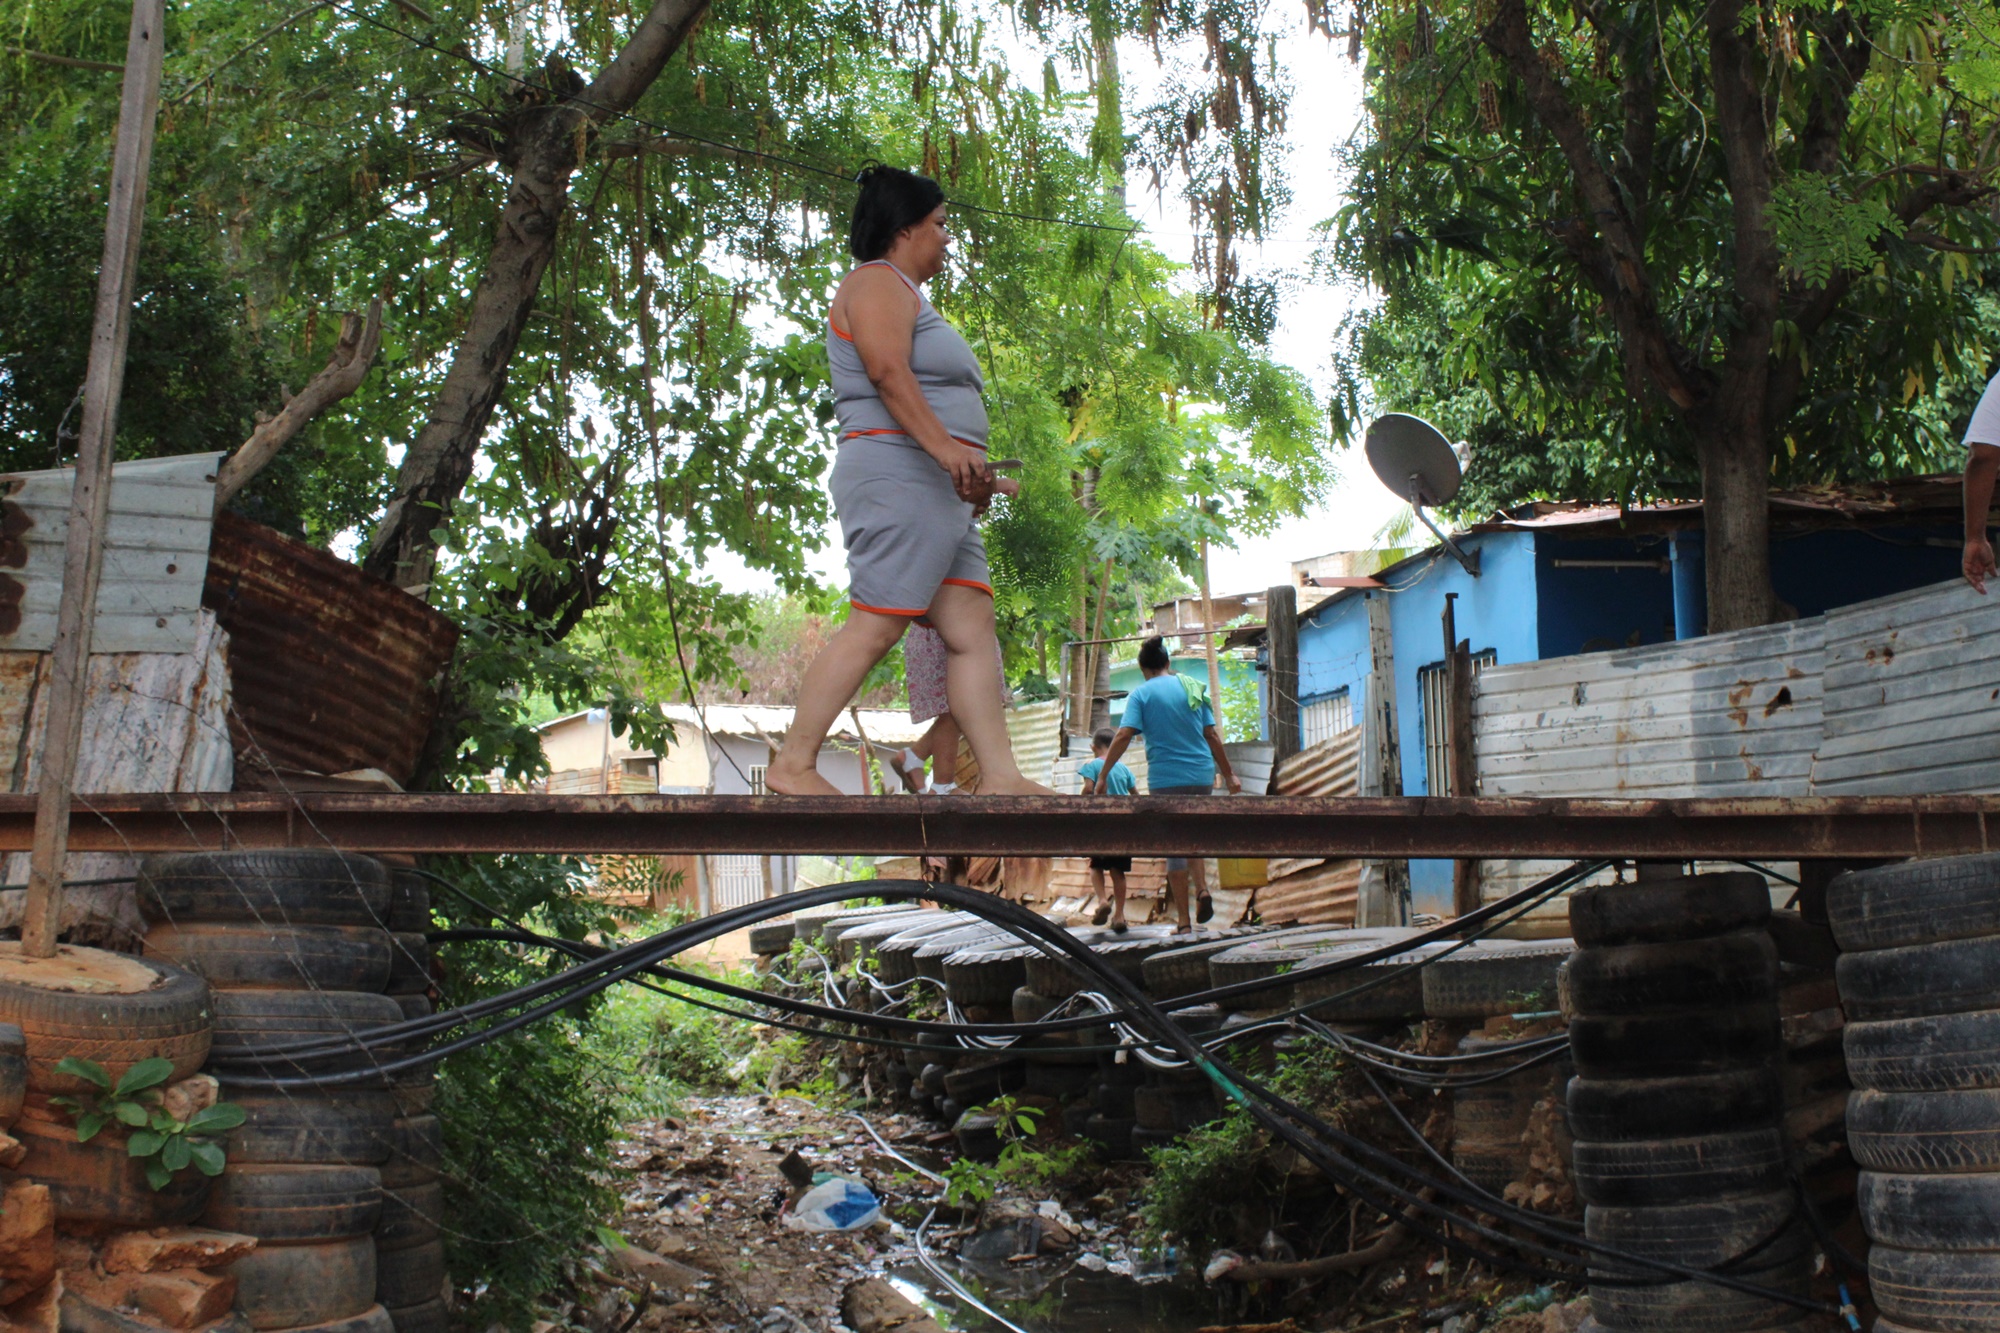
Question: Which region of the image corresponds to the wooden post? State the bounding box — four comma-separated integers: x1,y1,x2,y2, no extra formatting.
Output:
759,855,777,900
848,707,881,795
1357,591,1410,926
1199,536,1224,726
1443,594,1480,918
694,855,713,916
1265,585,1299,766
25,0,167,959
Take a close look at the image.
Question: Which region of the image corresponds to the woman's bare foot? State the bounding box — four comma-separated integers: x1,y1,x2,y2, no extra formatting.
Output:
979,774,1060,796
764,761,841,796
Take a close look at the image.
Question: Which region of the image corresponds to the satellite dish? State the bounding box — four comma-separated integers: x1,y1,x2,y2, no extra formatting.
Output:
1365,413,1462,507
1362,413,1481,577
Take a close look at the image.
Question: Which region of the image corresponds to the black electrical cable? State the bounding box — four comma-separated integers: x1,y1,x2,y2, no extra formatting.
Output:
212,874,1833,1307
226,857,1607,1064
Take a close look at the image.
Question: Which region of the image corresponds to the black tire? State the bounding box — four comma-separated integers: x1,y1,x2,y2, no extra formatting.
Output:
1568,873,1770,948
1587,1193,1810,1331
0,955,212,1094
952,1110,1001,1162
1025,1060,1096,1099
373,1240,446,1311
1838,935,2000,1022
380,1114,443,1189
385,934,430,996
219,1087,396,1165
915,927,1012,984
1012,988,1060,1024
203,1164,383,1241
1850,1088,2000,1172
1560,932,1777,1017
395,995,432,1023
143,923,392,992
1860,1170,2000,1249
1133,1085,1219,1134
375,1181,443,1251
1205,929,1405,1001
1294,946,1448,1023
1422,940,1573,1019
1084,1113,1137,1161
1568,1003,1781,1080
0,1023,25,1126
1827,853,2000,953
386,1302,449,1333
748,921,795,956
1570,1129,1787,1206
1871,1243,2000,1332
1765,909,1838,972
942,1057,1022,1104
1095,1081,1136,1118
1566,1071,1781,1142
387,870,432,934
227,1235,377,1331
1847,1009,2000,1093
838,913,944,966
207,989,404,1072
1144,938,1244,999
139,851,391,928
942,951,1028,1009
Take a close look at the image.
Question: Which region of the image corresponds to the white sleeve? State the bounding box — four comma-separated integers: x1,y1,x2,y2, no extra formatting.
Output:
1966,372,2000,450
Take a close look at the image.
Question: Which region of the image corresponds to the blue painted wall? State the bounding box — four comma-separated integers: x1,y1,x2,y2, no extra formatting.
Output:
1533,535,1680,657
1107,654,1257,726
1770,524,1961,619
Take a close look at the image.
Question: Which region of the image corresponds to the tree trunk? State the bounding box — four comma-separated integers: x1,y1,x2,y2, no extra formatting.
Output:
1695,411,1776,632
362,0,710,593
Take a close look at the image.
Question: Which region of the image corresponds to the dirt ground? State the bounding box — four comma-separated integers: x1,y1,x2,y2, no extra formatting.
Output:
595,1093,937,1328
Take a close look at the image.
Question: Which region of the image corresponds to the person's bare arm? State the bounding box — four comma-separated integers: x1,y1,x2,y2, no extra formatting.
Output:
841,268,988,498
1204,725,1241,794
1094,728,1139,794
1966,443,2000,593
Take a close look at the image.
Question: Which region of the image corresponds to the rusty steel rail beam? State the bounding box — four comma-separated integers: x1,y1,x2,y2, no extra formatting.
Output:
5,792,1999,858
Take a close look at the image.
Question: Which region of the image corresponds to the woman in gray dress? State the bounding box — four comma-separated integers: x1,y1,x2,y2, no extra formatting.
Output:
766,166,1050,797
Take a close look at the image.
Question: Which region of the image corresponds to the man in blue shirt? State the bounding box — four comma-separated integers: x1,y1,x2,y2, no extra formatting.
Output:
1077,727,1137,931
1090,637,1240,932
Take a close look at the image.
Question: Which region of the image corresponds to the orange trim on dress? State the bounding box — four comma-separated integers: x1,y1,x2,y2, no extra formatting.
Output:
828,318,854,341
940,578,994,596
849,599,928,618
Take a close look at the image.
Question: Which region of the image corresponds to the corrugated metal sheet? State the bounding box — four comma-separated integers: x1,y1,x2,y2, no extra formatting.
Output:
1813,580,2000,795
1006,699,1064,788
1254,728,1363,925
0,609,234,937
204,511,459,785
1472,619,1823,926
0,453,223,654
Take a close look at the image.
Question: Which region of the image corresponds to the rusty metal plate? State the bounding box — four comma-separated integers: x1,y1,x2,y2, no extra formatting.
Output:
0,792,1996,858
202,512,459,785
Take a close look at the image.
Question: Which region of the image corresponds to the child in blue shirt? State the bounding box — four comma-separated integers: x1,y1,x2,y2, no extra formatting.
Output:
1092,637,1240,932
1077,727,1137,931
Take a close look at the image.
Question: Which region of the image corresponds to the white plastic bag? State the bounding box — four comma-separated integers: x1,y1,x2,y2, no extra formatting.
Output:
782,1176,882,1232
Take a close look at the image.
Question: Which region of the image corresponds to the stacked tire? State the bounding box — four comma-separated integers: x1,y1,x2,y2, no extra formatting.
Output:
1559,872,1812,1331
1424,939,1575,1195
376,867,447,1333
137,851,421,1333
1829,853,2000,1333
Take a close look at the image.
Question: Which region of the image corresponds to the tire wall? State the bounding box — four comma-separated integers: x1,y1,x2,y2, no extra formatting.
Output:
134,850,436,1333
1561,873,1811,1331
1833,852,2000,1333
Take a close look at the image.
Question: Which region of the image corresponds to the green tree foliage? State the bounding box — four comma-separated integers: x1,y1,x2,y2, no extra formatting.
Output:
1328,0,2000,629
0,0,1324,775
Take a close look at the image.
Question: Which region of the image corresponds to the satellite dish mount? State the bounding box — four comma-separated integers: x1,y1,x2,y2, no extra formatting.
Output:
1363,413,1480,577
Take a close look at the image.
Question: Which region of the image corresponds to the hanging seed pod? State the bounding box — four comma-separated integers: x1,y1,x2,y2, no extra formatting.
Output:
1478,79,1501,131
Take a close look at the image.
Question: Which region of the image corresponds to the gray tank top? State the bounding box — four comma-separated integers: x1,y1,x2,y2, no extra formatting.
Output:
827,260,990,450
